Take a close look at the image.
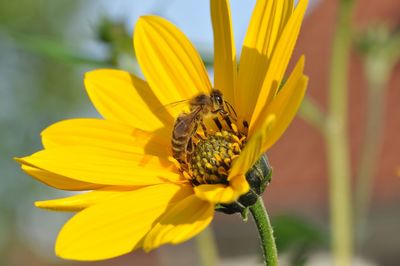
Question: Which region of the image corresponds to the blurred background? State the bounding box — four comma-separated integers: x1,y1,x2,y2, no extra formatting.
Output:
0,0,399,265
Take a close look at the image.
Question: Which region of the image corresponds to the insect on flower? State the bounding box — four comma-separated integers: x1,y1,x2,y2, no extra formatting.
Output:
15,0,309,261
171,89,237,164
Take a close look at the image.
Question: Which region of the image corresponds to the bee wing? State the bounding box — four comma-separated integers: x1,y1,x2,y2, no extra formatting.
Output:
173,112,197,137
154,99,191,116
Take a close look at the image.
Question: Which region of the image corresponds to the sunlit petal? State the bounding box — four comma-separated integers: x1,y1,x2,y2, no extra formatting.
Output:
17,147,183,186
85,69,173,130
211,0,237,105
41,118,170,158
56,184,193,261
256,58,308,151
143,194,213,251
193,177,249,204
236,0,295,122
21,165,103,191
35,186,136,212
135,15,211,115
250,0,308,127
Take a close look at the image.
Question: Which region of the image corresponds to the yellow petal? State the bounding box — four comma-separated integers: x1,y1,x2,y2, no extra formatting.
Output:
211,0,237,106
134,15,211,112
193,177,249,204
20,165,103,191
250,55,305,135
35,187,135,212
194,184,234,204
41,118,170,159
256,59,308,151
281,0,295,28
250,0,308,128
229,174,251,196
17,146,183,186
228,114,276,182
85,69,173,131
143,194,214,251
56,184,193,261
237,0,294,122
229,59,307,178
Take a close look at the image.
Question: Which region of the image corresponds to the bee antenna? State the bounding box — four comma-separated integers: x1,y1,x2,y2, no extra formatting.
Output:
224,100,237,119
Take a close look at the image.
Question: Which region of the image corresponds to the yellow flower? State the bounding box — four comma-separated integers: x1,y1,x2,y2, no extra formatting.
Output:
16,0,308,261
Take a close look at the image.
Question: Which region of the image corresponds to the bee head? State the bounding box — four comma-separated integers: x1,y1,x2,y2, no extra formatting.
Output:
210,89,224,111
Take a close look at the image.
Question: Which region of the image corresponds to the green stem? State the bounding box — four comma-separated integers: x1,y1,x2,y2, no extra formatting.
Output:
249,198,278,266
327,0,355,265
195,226,219,266
354,48,392,248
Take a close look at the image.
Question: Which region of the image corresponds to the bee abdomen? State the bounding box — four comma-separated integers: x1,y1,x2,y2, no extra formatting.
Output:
172,134,187,153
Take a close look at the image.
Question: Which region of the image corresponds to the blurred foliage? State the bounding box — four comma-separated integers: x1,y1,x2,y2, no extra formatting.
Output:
0,0,90,264
355,24,400,88
0,1,75,34
97,17,133,66
14,33,109,67
355,24,400,61
272,215,328,266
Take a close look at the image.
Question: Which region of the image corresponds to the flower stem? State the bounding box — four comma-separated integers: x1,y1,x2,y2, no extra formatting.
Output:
327,0,355,265
195,226,219,266
249,197,278,266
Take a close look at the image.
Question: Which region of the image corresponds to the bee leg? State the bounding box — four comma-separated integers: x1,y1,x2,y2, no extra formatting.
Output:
186,138,194,154
200,122,208,137
223,115,233,130
213,117,223,131
242,120,249,135
177,158,186,166
182,138,195,164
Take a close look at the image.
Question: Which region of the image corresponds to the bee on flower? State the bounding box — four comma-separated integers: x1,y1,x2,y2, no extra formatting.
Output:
16,0,308,261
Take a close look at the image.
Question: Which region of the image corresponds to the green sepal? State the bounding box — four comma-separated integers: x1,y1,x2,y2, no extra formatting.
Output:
240,207,249,222
215,154,272,215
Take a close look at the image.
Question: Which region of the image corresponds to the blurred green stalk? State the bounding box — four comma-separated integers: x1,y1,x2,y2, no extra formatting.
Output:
195,226,219,266
327,0,355,265
354,26,400,248
354,54,386,249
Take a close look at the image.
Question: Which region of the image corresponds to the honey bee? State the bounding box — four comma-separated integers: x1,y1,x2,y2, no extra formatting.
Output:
171,89,233,163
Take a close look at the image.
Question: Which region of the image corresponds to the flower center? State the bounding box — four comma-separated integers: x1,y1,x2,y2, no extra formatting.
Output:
188,130,246,186
171,107,272,215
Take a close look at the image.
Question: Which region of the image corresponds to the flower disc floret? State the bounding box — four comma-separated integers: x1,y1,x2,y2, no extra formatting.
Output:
189,130,246,185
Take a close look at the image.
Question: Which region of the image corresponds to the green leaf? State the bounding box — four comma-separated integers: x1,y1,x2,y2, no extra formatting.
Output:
272,215,328,265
